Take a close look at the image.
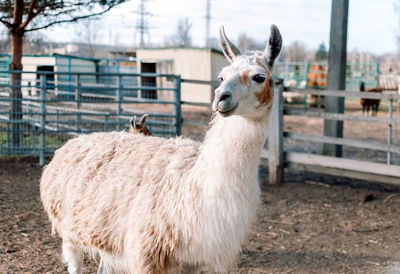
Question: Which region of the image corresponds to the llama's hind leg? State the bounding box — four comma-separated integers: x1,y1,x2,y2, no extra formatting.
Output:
62,240,84,274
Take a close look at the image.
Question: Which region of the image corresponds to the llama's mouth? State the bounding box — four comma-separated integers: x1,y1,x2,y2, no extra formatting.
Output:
218,102,239,117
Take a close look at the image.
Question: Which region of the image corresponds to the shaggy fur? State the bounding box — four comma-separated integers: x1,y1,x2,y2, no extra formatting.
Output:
41,24,282,274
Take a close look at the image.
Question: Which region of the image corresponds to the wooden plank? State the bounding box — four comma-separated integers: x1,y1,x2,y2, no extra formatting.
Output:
284,131,400,154
284,108,400,125
286,152,400,178
289,163,400,185
259,150,400,185
290,89,400,100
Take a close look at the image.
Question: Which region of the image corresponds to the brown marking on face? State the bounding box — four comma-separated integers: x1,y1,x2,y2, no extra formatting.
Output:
135,126,152,136
129,123,152,136
254,60,273,105
254,75,273,105
239,69,251,85
141,224,180,274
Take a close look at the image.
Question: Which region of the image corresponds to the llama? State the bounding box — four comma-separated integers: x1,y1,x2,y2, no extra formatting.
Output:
359,81,383,116
40,24,282,274
129,114,152,136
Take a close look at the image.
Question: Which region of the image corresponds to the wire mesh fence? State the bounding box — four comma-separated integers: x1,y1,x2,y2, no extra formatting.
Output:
0,70,181,164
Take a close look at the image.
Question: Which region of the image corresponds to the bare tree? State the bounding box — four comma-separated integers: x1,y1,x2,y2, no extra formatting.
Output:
74,19,102,57
237,32,263,52
285,40,308,62
164,17,192,47
0,29,10,52
24,31,47,53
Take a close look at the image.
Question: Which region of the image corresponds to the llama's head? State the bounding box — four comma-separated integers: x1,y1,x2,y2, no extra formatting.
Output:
129,114,152,136
213,25,282,119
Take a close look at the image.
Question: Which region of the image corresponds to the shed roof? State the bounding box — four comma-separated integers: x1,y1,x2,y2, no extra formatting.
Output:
136,47,224,55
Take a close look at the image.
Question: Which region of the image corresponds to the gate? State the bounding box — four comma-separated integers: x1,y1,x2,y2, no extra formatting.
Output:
0,70,182,165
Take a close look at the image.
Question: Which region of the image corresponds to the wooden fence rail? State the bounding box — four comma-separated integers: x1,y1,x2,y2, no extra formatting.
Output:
265,81,400,185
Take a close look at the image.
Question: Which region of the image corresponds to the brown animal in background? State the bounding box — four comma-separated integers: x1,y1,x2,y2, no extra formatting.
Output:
129,114,152,136
359,82,383,116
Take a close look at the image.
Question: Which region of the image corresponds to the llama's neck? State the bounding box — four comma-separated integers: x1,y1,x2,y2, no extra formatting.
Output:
195,114,270,194
182,114,270,269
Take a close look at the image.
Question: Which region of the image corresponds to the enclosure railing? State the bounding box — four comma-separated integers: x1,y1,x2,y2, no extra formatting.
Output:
266,82,400,185
153,77,400,186
0,70,182,165
274,61,379,90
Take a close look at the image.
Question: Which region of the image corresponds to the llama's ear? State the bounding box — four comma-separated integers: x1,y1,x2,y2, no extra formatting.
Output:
264,24,282,69
131,116,137,129
139,114,148,124
219,26,241,63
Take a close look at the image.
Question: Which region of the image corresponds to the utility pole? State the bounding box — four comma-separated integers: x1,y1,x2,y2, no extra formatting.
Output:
323,0,349,157
205,0,211,47
135,0,152,48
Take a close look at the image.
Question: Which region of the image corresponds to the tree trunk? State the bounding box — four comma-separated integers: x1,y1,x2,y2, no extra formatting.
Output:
9,30,23,148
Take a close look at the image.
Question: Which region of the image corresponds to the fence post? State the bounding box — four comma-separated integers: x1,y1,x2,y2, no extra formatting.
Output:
39,74,47,166
174,76,182,136
268,78,284,184
105,114,109,132
304,62,310,109
75,74,81,133
388,99,393,164
116,75,122,131
323,0,349,157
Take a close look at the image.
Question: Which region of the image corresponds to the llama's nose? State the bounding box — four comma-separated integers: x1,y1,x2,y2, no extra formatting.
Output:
218,90,232,102
213,89,234,112
215,89,232,104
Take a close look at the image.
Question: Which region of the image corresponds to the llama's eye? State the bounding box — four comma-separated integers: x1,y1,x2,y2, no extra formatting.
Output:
252,74,266,84
218,76,224,82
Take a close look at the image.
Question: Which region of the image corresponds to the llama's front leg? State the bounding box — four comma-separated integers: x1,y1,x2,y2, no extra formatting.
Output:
97,257,117,274
97,259,108,274
62,240,83,274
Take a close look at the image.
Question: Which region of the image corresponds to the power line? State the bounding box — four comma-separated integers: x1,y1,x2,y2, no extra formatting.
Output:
205,0,211,47
134,0,153,48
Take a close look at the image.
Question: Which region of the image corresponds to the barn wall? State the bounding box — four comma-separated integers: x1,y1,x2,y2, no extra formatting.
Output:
136,48,225,103
56,57,97,84
21,56,57,96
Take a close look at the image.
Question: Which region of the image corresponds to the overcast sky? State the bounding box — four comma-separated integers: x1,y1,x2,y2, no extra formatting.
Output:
43,0,398,55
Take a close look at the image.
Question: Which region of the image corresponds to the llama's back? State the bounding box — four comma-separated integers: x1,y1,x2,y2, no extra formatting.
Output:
40,131,199,271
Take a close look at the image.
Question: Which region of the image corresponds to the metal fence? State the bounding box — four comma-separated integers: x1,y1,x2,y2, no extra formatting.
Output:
0,70,181,164
274,61,379,90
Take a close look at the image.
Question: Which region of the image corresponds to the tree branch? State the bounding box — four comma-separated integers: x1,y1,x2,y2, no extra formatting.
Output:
19,0,40,31
13,0,24,26
25,4,117,32
0,17,13,29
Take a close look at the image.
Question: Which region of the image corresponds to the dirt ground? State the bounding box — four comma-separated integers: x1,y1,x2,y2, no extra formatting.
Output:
1,109,400,273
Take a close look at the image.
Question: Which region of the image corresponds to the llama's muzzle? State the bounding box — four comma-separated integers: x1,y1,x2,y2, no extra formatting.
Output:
212,89,239,116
